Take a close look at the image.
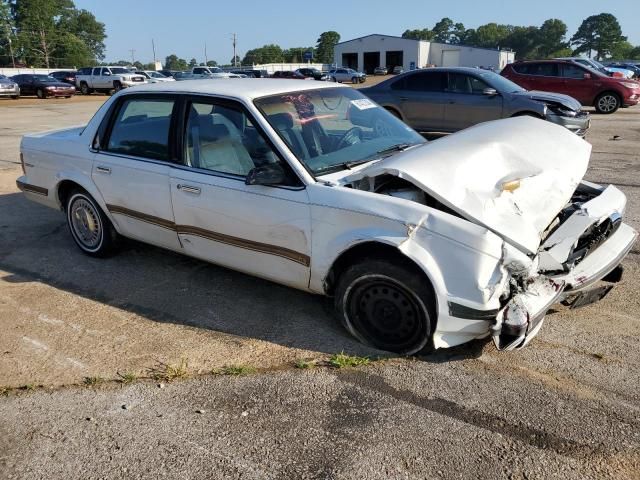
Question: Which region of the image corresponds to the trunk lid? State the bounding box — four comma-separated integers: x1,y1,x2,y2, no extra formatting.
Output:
343,117,591,253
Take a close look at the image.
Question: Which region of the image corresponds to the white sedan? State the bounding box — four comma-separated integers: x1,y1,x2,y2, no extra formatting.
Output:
17,80,637,354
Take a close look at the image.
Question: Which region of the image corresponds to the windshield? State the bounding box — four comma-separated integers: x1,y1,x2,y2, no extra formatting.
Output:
110,67,129,74
255,87,426,176
478,71,525,93
34,75,57,82
147,71,166,78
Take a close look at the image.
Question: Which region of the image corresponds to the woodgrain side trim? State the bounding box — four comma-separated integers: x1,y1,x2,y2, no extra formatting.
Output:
16,180,48,196
106,204,310,267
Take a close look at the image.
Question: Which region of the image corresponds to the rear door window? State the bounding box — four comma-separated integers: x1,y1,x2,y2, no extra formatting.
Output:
404,72,446,92
560,64,587,79
106,97,176,161
528,63,558,77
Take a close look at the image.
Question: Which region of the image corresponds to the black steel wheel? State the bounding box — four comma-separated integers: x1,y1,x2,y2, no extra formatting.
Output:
335,259,434,355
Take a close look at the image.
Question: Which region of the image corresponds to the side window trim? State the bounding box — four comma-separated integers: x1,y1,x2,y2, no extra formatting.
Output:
178,94,304,188
97,93,180,163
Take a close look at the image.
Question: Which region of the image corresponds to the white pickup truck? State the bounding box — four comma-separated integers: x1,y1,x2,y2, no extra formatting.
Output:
76,66,146,95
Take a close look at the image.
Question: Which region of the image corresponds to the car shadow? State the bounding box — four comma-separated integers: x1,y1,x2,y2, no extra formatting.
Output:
0,191,487,361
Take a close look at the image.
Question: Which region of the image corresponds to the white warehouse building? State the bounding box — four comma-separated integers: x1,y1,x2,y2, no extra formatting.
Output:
334,34,515,74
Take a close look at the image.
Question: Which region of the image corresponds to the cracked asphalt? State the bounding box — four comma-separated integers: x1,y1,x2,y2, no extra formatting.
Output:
0,96,639,479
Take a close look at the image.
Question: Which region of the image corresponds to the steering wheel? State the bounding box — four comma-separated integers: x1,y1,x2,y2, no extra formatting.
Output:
336,127,363,150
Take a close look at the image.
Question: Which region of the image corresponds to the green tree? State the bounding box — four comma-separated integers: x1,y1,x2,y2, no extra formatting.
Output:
466,23,512,49
432,17,466,44
628,46,640,60
571,13,626,60
188,57,197,68
241,44,283,65
315,31,340,63
608,40,634,60
503,26,540,59
164,53,187,70
57,8,105,60
401,28,433,41
537,19,569,58
0,1,17,66
206,59,217,67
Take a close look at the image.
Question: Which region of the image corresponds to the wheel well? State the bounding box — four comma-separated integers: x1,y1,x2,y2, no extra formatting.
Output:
56,180,84,210
511,111,543,119
325,241,433,296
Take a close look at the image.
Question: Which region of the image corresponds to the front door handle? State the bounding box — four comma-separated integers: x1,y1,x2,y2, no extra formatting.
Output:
95,166,111,174
399,97,409,101
177,184,201,195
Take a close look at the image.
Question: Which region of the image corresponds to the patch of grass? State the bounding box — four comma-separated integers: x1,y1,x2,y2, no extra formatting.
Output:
221,364,257,376
150,359,189,382
294,358,316,369
0,386,10,396
117,372,137,384
329,352,370,369
82,376,105,386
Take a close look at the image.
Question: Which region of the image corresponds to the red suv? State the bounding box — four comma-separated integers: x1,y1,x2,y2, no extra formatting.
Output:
501,60,640,114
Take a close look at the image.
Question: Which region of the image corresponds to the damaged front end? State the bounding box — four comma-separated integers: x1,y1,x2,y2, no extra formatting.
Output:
491,181,637,351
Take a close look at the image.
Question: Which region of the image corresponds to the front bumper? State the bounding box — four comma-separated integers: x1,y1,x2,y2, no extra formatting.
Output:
623,93,639,107
547,111,590,137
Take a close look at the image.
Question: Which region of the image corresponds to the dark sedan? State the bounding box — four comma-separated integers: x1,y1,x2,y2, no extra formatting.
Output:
361,67,590,136
49,70,77,86
11,74,76,98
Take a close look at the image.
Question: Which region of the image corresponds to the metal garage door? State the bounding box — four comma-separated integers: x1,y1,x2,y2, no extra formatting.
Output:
441,50,460,67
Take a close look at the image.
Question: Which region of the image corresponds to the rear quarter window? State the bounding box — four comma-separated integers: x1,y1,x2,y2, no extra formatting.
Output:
106,98,175,161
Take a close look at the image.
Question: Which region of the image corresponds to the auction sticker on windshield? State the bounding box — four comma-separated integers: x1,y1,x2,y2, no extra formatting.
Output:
351,98,377,110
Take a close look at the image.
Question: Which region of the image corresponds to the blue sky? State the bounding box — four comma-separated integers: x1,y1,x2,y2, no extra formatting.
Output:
74,0,640,63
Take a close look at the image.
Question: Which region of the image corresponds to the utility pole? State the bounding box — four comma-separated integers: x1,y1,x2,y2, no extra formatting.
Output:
231,33,237,67
152,39,157,65
204,42,208,64
129,49,136,64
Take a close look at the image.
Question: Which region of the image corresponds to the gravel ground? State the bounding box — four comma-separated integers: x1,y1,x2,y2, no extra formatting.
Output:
0,97,638,479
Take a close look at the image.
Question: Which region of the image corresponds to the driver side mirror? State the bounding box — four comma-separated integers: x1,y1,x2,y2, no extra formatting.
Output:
482,88,499,96
245,163,288,186
583,73,591,79
104,71,111,76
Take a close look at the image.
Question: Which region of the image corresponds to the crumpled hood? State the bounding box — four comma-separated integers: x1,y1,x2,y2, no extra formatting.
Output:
514,90,582,111
344,117,591,253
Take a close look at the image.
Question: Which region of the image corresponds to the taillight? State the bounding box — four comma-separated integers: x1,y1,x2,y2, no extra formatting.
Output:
20,152,25,174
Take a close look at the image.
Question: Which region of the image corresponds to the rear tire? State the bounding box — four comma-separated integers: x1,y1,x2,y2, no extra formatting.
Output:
335,258,435,355
80,82,92,95
36,88,45,99
65,189,118,257
595,92,620,114
113,81,123,93
352,76,358,84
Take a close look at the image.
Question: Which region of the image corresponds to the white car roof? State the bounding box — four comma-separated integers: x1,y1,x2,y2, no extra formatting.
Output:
120,78,338,100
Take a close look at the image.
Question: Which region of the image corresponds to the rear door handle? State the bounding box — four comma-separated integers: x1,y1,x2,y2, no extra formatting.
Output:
177,184,201,195
95,166,111,174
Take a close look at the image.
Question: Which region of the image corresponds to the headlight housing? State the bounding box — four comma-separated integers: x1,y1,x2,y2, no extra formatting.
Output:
621,82,639,89
546,103,578,117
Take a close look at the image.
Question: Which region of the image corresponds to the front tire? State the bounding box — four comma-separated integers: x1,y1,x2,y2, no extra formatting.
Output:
335,259,434,355
36,88,45,99
113,81,123,93
595,92,620,114
66,190,118,257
